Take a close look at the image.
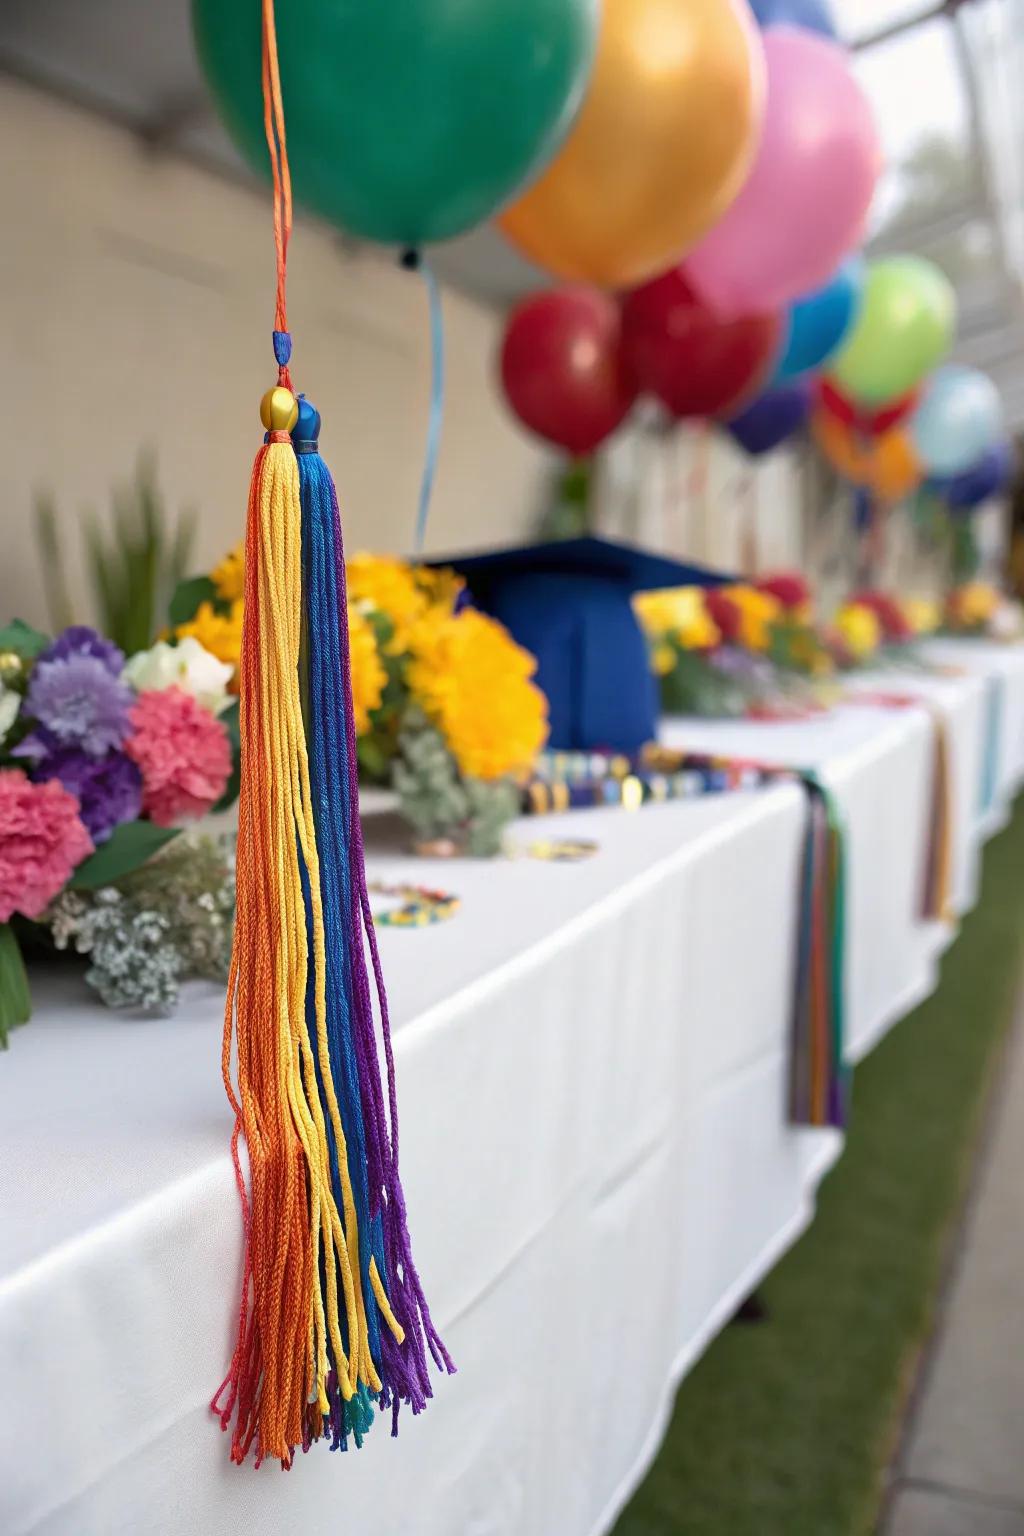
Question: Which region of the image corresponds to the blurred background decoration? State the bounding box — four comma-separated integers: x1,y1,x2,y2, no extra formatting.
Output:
1,0,1023,613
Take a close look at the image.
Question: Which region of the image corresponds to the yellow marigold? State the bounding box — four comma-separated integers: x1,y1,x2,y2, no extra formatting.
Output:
407,608,549,781
903,597,940,636
652,642,677,677
211,544,245,603
835,602,882,660
726,585,783,652
347,601,386,736
950,581,1000,628
634,587,721,651
346,553,429,653
175,599,244,676
415,564,465,612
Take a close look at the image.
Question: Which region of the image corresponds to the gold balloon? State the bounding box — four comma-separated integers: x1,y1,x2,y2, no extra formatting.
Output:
498,0,765,288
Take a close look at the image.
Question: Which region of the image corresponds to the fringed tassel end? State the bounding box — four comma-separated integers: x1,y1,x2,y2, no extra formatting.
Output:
789,775,848,1131
921,710,953,923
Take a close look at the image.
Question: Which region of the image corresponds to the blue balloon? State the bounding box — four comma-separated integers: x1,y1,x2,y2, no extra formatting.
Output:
929,440,1014,511
774,258,864,384
749,0,837,37
911,365,1004,477
727,380,813,457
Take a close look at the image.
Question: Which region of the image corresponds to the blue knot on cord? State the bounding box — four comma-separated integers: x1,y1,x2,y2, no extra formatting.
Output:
273,329,293,367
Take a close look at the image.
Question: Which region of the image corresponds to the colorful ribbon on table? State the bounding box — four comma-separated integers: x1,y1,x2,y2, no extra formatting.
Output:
522,746,849,1130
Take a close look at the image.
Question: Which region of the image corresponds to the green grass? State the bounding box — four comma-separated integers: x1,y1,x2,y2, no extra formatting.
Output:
614,806,1024,1536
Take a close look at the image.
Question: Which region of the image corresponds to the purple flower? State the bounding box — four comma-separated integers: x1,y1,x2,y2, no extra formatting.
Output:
39,626,125,676
25,654,133,757
30,747,142,844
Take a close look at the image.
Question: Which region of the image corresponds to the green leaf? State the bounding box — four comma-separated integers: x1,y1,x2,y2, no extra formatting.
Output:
168,575,217,628
69,820,181,890
213,699,241,812
0,619,49,660
0,923,32,1047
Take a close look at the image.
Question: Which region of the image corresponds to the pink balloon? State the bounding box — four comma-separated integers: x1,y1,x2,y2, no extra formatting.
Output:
684,27,880,320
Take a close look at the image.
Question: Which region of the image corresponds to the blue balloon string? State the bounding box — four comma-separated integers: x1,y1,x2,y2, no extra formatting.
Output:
414,260,445,556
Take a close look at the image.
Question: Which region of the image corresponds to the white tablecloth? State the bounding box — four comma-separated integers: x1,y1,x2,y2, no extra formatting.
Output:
841,668,988,917
920,639,1024,817
5,643,1024,1536
661,706,943,1062
1,788,839,1536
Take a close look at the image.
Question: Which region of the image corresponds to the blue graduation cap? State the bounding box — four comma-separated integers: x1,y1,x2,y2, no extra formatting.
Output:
430,536,732,753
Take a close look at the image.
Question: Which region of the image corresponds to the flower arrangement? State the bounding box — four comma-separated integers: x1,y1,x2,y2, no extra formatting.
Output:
0,619,236,1043
636,577,832,718
943,581,1024,640
176,548,550,856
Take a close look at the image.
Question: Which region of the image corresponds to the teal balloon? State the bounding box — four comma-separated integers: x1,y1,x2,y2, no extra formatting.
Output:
911,365,1004,478
193,0,599,245
774,258,863,383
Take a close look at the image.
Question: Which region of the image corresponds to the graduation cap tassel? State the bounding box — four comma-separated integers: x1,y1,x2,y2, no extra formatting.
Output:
789,776,848,1131
213,0,449,1468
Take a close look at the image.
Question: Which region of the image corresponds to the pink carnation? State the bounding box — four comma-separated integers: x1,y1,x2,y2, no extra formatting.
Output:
125,687,232,827
0,769,94,922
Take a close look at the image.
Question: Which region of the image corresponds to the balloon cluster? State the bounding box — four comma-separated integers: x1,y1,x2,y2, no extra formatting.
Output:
498,0,884,461
195,0,1010,511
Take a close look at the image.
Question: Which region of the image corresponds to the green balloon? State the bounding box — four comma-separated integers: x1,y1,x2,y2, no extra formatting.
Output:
193,0,598,246
828,255,957,406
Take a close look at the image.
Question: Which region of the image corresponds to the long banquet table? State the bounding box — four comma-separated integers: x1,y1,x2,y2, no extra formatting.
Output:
2,640,1023,1536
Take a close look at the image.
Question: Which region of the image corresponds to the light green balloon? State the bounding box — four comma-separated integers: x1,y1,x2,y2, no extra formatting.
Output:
828,255,957,406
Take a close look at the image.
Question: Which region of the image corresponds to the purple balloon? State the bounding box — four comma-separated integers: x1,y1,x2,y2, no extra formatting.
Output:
929,440,1014,511
727,379,813,456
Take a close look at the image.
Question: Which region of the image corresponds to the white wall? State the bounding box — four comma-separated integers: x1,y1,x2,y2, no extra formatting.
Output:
3,76,946,632
0,79,554,629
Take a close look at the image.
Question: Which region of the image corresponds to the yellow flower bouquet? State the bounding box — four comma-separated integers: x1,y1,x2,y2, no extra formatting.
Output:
172,549,549,855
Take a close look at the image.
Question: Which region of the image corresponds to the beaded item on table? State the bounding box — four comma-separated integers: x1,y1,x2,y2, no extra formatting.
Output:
368,880,461,927
523,744,848,1131
212,0,451,1471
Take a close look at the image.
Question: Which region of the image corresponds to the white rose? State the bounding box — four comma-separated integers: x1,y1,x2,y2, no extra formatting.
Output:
124,637,234,714
990,601,1024,642
0,680,19,743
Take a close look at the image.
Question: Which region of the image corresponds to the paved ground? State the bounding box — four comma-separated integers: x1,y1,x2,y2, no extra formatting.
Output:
881,1002,1024,1535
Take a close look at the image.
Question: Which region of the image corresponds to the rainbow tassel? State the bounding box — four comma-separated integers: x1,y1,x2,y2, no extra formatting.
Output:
211,0,449,1468
212,385,450,1468
920,711,953,923
789,776,848,1130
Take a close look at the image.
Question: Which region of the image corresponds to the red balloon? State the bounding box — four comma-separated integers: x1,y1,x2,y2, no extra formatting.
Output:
499,288,637,454
620,268,784,420
817,378,920,439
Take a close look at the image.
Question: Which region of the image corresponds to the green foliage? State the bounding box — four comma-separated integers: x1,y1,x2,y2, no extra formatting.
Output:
81,454,197,655
614,809,1024,1536
0,922,31,1047
0,619,49,662
214,698,241,812
537,459,594,541
69,820,180,891
391,710,520,857
658,649,748,718
168,574,218,628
